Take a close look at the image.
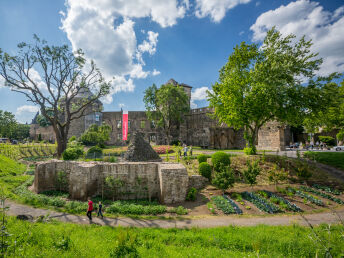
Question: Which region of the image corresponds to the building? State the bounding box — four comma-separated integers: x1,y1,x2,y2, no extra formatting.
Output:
30,79,292,150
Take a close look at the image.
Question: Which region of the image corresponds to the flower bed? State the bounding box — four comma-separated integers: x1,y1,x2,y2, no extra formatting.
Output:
211,196,235,214
300,186,344,205
153,145,174,154
241,192,281,214
223,195,243,214
287,187,324,206
263,190,302,212
312,184,341,195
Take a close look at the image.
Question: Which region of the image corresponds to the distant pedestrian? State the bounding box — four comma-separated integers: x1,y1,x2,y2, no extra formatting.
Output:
86,197,93,221
183,145,188,157
189,145,193,156
97,201,104,219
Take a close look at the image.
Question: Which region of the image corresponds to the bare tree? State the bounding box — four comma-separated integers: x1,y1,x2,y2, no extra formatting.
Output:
0,35,111,157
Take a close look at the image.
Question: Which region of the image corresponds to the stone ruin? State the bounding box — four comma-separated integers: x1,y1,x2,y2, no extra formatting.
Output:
123,132,162,162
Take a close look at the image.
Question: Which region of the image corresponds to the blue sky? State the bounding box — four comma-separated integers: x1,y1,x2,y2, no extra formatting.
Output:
0,0,343,123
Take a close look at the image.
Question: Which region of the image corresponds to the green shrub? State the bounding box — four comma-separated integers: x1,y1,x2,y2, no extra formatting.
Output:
243,160,260,187
197,154,208,164
62,147,84,160
87,145,103,155
318,136,335,146
244,147,255,155
68,136,77,142
169,206,188,215
199,162,212,180
80,124,111,146
212,165,235,193
211,152,230,171
186,187,197,201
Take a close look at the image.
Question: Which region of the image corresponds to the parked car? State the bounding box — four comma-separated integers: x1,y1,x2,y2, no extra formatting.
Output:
333,146,344,151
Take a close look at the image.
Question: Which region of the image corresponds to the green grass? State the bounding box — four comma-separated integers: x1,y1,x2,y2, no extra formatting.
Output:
0,155,29,197
3,217,344,257
304,151,344,170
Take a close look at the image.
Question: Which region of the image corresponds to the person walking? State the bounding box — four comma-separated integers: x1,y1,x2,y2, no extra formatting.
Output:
97,201,104,219
87,197,93,221
183,144,188,157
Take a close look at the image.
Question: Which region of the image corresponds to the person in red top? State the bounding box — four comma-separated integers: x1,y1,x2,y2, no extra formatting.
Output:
87,197,93,221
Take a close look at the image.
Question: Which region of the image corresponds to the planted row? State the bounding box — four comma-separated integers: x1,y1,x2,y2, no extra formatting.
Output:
312,184,341,195
223,195,243,214
241,192,280,214
300,186,344,205
263,190,302,212
211,196,235,214
287,187,324,206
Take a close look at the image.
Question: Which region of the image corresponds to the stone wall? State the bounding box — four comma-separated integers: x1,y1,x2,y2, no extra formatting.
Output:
188,175,208,190
34,160,189,204
30,125,56,142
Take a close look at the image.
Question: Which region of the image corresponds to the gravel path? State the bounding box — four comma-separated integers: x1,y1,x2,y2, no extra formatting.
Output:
7,201,344,228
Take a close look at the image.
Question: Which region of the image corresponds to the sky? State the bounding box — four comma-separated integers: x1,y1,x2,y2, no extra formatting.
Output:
0,0,343,123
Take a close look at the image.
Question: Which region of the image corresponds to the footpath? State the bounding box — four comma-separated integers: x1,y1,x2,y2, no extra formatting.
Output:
7,201,344,228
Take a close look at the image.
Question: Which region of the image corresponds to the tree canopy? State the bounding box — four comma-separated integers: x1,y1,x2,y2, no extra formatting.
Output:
208,27,339,153
0,110,30,140
143,83,190,145
0,35,111,156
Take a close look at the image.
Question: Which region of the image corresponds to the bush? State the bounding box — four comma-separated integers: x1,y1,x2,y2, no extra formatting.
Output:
244,147,255,155
80,124,111,146
153,145,174,154
87,145,103,156
169,206,188,215
211,152,230,171
62,147,84,160
199,162,212,180
197,154,208,164
318,136,335,147
243,160,260,187
212,165,235,193
170,140,181,146
68,136,76,142
186,187,197,201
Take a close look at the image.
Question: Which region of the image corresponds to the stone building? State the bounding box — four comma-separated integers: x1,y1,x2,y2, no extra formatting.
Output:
30,79,293,150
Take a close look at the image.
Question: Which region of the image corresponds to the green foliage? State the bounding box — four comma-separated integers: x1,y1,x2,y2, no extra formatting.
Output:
208,27,335,151
107,201,167,215
212,165,235,192
243,160,260,187
197,154,209,164
62,146,84,160
56,171,68,192
87,145,103,155
186,187,197,201
318,136,336,146
68,136,77,142
0,110,30,140
80,124,111,147
211,196,235,214
169,206,188,215
143,83,190,144
198,162,212,180
268,164,288,187
244,147,255,155
337,130,344,142
211,152,230,172
110,230,139,258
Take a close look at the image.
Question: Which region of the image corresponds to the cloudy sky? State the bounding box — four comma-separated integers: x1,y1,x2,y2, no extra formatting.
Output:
0,0,343,123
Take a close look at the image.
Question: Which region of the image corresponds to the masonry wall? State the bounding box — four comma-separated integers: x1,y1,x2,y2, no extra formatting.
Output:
34,160,189,204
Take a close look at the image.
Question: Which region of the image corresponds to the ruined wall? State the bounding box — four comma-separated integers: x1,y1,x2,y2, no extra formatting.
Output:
257,121,290,151
34,160,189,204
30,125,56,142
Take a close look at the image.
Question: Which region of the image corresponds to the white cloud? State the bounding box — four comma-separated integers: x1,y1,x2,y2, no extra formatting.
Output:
61,0,188,104
16,105,39,115
250,0,344,75
239,30,245,36
191,86,211,108
152,69,160,76
0,76,5,88
195,0,251,22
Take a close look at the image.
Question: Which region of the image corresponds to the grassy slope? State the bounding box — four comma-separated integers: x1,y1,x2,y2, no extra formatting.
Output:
0,155,29,197
6,218,344,257
304,152,344,170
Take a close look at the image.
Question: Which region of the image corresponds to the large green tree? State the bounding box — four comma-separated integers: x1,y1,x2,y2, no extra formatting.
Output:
143,83,190,145
208,28,337,154
0,36,111,157
0,110,30,140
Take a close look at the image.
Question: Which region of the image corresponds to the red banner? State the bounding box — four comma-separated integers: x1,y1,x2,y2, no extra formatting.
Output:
122,111,128,141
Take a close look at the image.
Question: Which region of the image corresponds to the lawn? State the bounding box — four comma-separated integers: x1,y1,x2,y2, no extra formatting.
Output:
304,151,344,170
3,217,343,257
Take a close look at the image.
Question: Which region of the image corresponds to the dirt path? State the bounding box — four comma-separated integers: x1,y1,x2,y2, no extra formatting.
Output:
7,201,344,228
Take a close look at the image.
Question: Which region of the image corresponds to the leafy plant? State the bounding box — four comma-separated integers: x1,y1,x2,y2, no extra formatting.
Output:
263,190,302,212
110,230,139,258
241,192,281,214
62,146,84,160
212,165,235,194
197,154,208,164
211,152,230,172
287,187,324,206
223,195,243,214
243,160,260,188
199,162,212,180
318,136,335,147
244,147,255,155
169,206,188,215
186,187,197,201
211,196,235,214
300,186,344,205
312,184,341,195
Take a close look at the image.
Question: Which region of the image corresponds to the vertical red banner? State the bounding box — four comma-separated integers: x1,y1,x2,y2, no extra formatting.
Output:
122,111,128,141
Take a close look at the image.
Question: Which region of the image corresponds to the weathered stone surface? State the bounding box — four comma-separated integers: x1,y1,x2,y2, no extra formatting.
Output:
124,132,162,162
34,160,188,204
188,175,208,190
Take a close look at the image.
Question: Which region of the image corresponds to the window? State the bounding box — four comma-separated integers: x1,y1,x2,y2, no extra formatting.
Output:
95,114,100,122
117,133,122,140
117,120,122,129
140,121,145,129
150,120,156,129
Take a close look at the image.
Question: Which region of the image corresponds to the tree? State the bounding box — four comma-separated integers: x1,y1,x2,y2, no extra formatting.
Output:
208,27,337,154
143,83,189,145
0,110,17,138
243,160,260,189
0,36,111,157
80,123,111,147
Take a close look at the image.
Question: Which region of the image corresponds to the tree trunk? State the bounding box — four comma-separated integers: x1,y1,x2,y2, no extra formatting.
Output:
55,128,68,158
